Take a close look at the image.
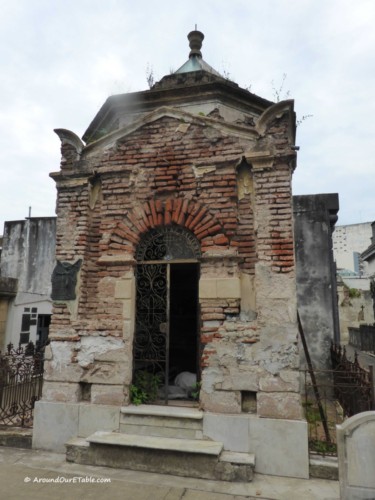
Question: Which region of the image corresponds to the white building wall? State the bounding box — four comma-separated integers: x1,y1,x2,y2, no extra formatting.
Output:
0,218,56,347
5,295,52,346
333,222,372,274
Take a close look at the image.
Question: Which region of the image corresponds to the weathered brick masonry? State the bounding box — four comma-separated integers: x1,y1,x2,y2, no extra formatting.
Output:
44,39,302,419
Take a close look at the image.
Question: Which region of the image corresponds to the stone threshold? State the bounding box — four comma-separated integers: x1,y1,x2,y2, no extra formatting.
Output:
309,454,338,481
121,404,203,420
86,431,222,455
221,451,255,466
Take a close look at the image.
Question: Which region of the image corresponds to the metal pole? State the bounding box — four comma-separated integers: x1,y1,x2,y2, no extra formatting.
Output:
165,264,170,406
297,311,331,443
369,365,375,410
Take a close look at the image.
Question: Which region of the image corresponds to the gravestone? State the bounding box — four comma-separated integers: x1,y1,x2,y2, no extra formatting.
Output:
337,411,375,499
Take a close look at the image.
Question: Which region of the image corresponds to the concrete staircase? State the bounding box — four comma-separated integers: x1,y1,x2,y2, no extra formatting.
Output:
66,405,255,481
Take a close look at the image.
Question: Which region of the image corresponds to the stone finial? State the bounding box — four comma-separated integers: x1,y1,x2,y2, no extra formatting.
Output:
188,30,204,59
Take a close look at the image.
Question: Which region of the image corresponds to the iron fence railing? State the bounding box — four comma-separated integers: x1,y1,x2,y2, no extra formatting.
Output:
302,344,375,456
0,342,44,427
302,371,340,456
330,342,374,416
349,325,375,354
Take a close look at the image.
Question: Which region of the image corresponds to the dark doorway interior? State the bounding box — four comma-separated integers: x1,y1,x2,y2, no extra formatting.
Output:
169,263,199,379
133,261,200,404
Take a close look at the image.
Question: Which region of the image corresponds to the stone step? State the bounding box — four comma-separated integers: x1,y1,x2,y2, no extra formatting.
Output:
88,431,222,454
120,404,204,439
66,432,255,482
121,404,203,419
309,454,338,480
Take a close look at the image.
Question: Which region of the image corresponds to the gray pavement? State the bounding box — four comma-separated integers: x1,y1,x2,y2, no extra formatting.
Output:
0,446,339,500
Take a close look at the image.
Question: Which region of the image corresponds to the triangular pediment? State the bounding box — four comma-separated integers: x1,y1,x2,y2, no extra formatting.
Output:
82,106,260,159
54,99,296,167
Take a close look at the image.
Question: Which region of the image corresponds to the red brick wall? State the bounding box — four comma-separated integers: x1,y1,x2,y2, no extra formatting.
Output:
51,112,295,345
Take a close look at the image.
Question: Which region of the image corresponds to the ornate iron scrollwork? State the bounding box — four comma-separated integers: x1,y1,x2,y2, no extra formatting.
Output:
136,226,201,261
134,264,167,374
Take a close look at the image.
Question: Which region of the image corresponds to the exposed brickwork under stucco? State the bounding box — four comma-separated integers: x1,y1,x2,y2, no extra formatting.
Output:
44,75,302,419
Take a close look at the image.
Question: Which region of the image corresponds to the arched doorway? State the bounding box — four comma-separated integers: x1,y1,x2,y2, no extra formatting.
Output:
134,225,201,404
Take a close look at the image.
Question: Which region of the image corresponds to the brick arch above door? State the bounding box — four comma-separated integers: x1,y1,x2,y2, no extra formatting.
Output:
108,197,228,253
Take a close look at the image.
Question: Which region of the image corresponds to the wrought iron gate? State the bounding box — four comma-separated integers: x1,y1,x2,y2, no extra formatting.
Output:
134,263,169,382
134,225,201,403
0,342,44,426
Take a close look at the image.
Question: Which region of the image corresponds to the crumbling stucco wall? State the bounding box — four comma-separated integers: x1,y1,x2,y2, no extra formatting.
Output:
45,92,302,420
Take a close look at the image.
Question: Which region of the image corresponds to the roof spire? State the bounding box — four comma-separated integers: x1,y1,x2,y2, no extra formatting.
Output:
188,29,204,59
174,29,221,76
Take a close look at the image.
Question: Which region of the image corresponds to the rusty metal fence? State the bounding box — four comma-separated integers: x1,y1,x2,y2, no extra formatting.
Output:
349,325,375,354
302,343,375,456
331,342,374,416
0,343,44,427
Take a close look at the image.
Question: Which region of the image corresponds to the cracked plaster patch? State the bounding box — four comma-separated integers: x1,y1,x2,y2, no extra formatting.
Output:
75,336,124,368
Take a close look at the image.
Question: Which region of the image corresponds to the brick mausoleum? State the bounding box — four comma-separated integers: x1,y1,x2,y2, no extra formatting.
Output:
33,31,309,479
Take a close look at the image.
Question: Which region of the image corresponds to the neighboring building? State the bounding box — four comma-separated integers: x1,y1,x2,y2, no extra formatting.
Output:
293,194,340,369
0,217,56,349
332,222,372,276
361,221,375,323
361,221,375,278
331,222,374,340
34,31,311,479
337,279,373,342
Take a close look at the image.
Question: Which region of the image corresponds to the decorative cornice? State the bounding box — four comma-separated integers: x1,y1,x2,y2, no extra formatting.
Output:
243,150,274,171
82,106,259,158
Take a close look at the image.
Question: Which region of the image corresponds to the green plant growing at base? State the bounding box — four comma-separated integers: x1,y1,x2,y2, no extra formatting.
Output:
309,439,337,455
348,288,361,298
130,384,148,405
303,402,321,424
190,381,201,401
130,370,161,405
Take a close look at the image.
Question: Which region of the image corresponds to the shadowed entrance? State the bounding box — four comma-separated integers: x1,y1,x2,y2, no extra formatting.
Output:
134,226,200,404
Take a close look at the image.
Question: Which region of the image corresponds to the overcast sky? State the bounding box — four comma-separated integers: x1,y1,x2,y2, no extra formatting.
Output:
0,0,374,233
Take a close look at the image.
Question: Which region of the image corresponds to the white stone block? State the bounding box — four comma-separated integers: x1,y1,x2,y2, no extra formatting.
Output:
199,278,217,299
203,413,250,452
122,299,133,319
249,417,309,478
91,384,125,405
78,404,120,437
32,401,79,453
203,413,309,478
115,278,133,299
217,278,241,298
199,278,241,299
257,392,303,420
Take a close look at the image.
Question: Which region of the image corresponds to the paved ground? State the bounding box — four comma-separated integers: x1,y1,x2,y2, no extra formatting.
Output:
0,446,339,500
